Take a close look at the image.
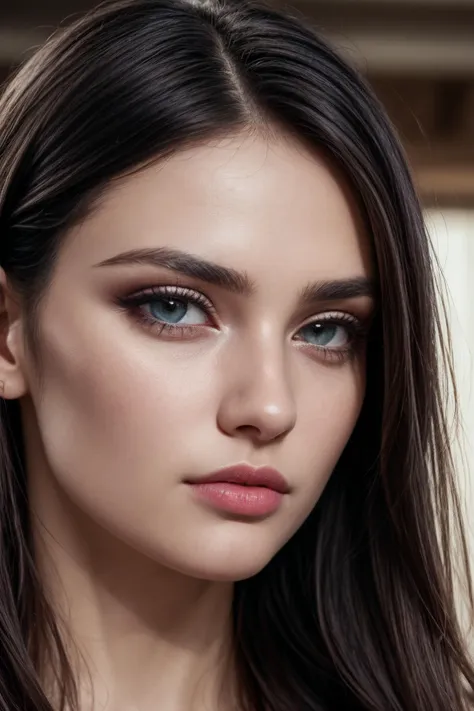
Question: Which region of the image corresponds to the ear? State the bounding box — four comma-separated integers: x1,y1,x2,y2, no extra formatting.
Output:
0,268,29,400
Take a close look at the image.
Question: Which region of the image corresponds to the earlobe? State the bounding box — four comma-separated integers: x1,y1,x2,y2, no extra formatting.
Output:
0,269,29,400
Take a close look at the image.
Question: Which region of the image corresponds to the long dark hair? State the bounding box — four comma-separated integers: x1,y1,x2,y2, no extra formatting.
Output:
0,0,472,709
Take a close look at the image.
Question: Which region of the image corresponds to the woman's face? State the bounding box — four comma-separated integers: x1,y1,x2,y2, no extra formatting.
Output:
19,133,374,581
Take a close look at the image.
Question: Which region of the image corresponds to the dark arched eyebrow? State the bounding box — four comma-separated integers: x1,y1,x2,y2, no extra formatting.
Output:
95,247,375,305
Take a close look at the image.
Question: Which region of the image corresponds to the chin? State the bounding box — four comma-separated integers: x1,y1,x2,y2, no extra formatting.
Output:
113,517,289,583
182,559,270,583
169,539,281,583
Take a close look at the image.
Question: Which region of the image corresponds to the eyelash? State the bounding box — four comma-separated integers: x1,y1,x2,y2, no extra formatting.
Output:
117,285,368,363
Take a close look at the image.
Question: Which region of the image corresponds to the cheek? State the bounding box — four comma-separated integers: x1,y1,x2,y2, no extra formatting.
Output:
30,323,218,524
296,361,365,498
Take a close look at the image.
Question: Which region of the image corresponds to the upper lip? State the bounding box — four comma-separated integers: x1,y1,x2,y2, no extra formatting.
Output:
185,464,290,494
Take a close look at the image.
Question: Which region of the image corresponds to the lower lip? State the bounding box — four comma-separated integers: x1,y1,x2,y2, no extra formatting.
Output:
187,482,284,516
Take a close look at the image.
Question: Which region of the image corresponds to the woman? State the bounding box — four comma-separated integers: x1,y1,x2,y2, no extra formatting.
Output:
0,0,472,709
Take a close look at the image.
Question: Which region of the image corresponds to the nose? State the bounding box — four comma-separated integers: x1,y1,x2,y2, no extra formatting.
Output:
216,333,297,444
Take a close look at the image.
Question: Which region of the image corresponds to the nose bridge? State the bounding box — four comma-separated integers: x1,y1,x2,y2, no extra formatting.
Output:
217,322,297,441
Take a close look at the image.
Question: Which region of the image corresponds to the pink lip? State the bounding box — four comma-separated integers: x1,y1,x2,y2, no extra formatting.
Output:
184,464,289,517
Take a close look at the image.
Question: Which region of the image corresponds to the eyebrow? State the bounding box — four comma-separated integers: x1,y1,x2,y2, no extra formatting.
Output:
95,247,375,305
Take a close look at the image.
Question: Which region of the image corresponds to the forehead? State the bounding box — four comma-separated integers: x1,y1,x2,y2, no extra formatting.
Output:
62,132,372,282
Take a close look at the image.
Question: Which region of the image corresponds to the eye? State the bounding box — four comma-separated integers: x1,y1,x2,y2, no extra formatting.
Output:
294,312,366,361
117,285,216,338
144,294,208,326
298,321,351,348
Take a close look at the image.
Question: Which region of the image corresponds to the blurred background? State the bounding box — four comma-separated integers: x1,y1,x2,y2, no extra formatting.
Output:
1,0,473,514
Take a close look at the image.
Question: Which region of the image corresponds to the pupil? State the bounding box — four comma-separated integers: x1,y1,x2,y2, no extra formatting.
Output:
304,323,337,346
151,297,187,324
163,299,178,313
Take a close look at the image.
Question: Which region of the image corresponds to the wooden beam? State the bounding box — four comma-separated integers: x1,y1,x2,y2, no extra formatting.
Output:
415,165,474,205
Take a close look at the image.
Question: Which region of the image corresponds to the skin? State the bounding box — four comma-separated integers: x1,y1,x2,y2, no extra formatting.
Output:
0,132,374,711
